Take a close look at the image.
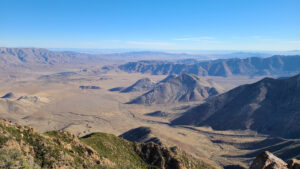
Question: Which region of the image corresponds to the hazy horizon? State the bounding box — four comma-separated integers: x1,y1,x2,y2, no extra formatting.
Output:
1,0,300,51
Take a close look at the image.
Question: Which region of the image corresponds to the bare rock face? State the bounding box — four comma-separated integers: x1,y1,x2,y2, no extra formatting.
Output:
250,151,287,169
287,159,300,169
134,142,185,169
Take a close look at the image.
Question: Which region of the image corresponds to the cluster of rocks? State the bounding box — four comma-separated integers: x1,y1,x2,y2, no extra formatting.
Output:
250,151,300,169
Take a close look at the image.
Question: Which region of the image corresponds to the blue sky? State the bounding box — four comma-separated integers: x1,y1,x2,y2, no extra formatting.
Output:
1,0,300,50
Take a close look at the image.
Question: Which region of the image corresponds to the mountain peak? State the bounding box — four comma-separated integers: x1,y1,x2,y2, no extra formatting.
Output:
172,73,300,138
127,73,223,105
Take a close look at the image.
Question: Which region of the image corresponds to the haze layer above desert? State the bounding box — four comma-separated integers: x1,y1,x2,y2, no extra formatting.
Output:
0,47,300,169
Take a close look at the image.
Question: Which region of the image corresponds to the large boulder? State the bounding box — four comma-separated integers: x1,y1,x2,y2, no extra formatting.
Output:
287,159,300,169
250,151,287,169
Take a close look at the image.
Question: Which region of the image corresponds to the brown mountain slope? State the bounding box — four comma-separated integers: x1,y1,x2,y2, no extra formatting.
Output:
0,47,78,65
127,74,223,105
120,78,156,93
172,73,300,139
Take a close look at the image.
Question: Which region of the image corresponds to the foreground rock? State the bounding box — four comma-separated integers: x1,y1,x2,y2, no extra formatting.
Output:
287,159,300,169
250,151,287,169
0,119,214,169
250,151,300,169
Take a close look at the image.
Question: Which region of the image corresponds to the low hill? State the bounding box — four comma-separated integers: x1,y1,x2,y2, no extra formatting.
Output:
0,119,214,169
119,55,300,77
1,92,15,99
172,73,300,139
120,78,156,93
127,74,223,105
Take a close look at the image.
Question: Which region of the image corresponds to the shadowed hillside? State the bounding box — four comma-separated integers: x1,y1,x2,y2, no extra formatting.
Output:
172,73,300,139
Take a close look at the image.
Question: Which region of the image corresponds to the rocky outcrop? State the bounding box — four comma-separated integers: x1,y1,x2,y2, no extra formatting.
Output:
0,119,107,168
250,151,287,169
250,151,300,169
135,142,184,169
0,119,214,169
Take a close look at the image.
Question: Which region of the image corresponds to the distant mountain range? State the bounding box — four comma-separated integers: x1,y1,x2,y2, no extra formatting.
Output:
119,55,300,77
0,47,84,65
0,47,109,71
127,74,223,105
172,73,300,139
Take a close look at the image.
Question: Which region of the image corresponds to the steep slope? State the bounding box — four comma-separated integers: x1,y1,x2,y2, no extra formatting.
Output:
237,137,300,161
82,132,214,169
0,119,109,168
250,151,300,169
0,119,214,169
172,74,300,139
127,74,223,105
121,78,156,93
119,55,300,77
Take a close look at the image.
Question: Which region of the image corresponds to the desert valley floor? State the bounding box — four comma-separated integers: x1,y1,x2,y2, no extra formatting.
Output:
0,66,270,168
